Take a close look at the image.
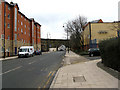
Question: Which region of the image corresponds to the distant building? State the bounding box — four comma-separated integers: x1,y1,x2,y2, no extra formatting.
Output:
41,39,69,52
83,19,119,50
0,1,41,57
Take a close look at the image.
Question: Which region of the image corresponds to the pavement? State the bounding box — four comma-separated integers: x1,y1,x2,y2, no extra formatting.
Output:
0,56,18,61
50,51,119,89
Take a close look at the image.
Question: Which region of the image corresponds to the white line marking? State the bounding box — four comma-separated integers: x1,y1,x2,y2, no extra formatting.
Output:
0,66,22,75
28,61,36,65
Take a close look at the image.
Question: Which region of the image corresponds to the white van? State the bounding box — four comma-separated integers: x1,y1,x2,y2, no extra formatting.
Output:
18,46,34,58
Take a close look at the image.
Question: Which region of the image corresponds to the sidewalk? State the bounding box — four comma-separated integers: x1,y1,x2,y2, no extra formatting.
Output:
50,51,119,89
0,56,18,61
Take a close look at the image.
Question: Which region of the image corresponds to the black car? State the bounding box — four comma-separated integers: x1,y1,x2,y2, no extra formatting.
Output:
88,48,100,57
34,50,42,55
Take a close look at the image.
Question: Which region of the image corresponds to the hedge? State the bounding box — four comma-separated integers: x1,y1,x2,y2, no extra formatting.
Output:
99,37,120,72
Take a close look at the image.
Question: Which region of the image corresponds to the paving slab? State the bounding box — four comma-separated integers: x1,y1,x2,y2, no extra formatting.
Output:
50,51,119,89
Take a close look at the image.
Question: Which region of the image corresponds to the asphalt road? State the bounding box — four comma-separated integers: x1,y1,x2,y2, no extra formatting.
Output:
2,51,65,88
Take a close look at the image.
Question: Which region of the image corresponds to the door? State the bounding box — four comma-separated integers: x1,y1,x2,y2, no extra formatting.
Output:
15,47,17,55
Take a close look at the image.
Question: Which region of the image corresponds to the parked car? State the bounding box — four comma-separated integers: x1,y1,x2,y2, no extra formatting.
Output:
88,48,100,57
34,50,42,55
18,46,34,58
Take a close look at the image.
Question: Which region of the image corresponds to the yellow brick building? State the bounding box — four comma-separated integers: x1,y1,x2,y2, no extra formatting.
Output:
83,19,119,50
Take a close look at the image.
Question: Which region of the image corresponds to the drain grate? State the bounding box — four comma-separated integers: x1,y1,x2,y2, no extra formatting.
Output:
73,76,86,82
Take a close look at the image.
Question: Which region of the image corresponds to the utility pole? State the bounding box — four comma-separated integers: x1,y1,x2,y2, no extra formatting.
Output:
47,33,51,52
63,24,69,53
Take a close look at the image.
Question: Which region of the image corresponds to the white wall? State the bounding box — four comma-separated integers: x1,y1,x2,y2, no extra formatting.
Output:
49,48,56,52
118,1,120,21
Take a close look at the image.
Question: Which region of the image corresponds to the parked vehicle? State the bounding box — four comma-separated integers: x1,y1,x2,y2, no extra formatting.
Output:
34,50,42,55
18,46,34,58
58,45,66,51
88,48,100,57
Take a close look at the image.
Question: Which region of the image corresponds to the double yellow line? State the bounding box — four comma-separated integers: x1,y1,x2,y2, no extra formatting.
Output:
43,71,55,88
38,71,55,89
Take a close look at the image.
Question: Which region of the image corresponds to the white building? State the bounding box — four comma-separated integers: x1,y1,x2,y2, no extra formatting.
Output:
118,1,120,21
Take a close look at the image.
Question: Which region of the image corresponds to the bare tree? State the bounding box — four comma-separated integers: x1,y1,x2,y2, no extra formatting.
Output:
110,21,120,37
63,15,87,52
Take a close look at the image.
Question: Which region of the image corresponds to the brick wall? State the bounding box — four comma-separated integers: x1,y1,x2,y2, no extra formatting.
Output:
1,1,41,57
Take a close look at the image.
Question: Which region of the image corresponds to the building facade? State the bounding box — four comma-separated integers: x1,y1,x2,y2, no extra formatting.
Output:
83,19,119,50
0,0,2,57
0,1,41,57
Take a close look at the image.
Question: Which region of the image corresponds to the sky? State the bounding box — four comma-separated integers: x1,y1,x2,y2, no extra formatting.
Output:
5,0,120,39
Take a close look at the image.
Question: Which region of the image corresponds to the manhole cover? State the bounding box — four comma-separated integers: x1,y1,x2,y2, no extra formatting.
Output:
73,76,86,82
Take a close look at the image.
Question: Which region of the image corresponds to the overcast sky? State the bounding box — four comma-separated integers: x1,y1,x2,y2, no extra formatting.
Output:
6,0,120,39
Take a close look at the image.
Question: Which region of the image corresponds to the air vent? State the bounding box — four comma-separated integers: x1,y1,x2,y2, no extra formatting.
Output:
73,76,86,82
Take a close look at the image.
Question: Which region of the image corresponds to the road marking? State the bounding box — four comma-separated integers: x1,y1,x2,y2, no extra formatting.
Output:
28,61,36,65
0,66,22,75
47,71,52,78
43,71,55,88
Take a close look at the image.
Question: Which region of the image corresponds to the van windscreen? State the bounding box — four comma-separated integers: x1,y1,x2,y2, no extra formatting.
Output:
19,48,28,52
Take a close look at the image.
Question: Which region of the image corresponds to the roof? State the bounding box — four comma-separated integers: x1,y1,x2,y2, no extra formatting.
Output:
91,19,103,23
83,19,103,29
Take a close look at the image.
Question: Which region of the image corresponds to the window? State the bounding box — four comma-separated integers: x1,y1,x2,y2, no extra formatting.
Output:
8,6,10,10
2,47,4,52
21,29,23,33
14,8,17,31
18,28,19,31
24,40,25,43
25,31,26,34
15,34,17,40
33,39,34,45
21,15,23,18
18,20,19,23
22,39,23,42
98,30,108,34
8,14,10,19
8,23,10,28
8,36,10,40
1,34,4,39
21,22,23,25
37,26,39,29
25,25,26,28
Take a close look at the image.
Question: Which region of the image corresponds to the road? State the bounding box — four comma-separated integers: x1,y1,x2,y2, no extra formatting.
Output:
2,51,65,88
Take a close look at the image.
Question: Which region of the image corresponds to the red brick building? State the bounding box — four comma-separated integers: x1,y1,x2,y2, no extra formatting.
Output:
0,1,41,57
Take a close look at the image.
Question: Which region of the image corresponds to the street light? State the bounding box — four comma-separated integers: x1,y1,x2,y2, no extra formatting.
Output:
63,24,69,53
47,32,51,52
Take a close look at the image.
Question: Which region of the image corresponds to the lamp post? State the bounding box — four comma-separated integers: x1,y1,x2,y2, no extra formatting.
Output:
47,33,51,52
63,24,69,53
